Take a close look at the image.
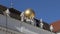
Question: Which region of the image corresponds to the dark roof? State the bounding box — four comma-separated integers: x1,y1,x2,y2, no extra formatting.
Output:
34,18,50,31
0,5,7,11
43,21,50,31
9,8,21,20
9,8,21,14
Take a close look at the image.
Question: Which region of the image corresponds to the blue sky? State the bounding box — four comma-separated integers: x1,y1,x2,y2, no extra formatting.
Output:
0,0,60,24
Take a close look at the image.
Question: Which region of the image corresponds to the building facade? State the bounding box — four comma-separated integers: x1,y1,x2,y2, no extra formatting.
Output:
0,5,56,34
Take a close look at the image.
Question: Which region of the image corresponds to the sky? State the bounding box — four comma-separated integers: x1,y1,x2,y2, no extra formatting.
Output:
0,0,60,24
